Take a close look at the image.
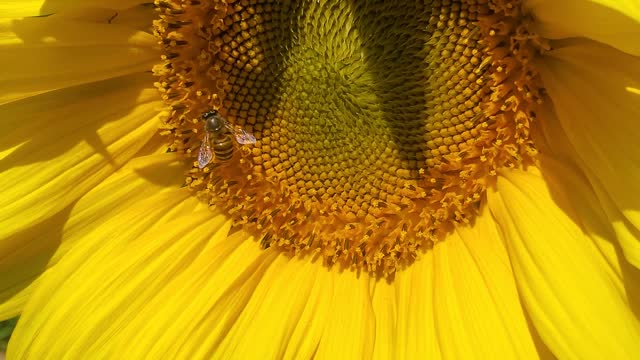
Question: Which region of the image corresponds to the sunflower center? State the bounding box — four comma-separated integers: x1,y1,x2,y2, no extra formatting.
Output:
153,0,546,276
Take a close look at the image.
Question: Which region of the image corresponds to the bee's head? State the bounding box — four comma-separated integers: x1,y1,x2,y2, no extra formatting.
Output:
203,110,225,133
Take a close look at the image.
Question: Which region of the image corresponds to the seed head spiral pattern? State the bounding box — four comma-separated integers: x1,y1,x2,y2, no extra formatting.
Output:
153,0,547,275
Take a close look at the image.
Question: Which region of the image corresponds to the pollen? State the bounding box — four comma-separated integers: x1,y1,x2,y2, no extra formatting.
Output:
153,0,548,276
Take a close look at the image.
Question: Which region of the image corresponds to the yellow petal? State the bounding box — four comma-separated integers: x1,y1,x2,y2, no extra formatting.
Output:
0,73,161,261
0,153,187,320
488,166,640,359
0,281,37,320
539,156,640,323
0,1,46,18
27,3,158,35
371,207,540,360
594,190,640,271
53,153,191,263
214,256,330,360
0,0,146,19
431,208,539,359
536,100,640,272
105,243,373,360
393,251,442,359
8,203,217,358
371,276,397,360
0,12,158,104
8,149,370,358
314,271,375,360
0,209,70,318
525,0,640,55
8,220,281,358
112,234,277,360
535,104,640,328
536,39,640,269
280,265,334,360
7,151,278,358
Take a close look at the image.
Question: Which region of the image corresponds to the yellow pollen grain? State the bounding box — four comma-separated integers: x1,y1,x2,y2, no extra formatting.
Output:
153,0,547,276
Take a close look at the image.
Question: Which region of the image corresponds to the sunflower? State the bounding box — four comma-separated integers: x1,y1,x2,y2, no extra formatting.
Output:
1,0,640,358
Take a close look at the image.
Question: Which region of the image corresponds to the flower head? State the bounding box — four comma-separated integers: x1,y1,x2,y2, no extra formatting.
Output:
1,0,640,358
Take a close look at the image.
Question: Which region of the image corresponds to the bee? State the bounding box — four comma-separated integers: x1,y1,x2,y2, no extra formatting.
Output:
197,110,256,169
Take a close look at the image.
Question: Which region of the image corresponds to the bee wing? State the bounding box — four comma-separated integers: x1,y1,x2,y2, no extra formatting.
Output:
233,129,257,144
197,133,213,168
223,122,256,144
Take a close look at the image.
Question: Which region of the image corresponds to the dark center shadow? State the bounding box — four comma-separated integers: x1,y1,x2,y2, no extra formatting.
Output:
347,1,432,176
